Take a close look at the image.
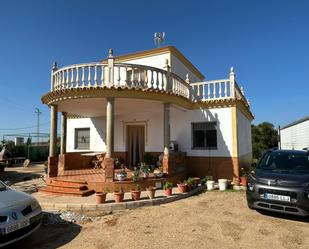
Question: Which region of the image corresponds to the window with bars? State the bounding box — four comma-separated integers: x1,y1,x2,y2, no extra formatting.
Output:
74,128,90,150
192,122,217,149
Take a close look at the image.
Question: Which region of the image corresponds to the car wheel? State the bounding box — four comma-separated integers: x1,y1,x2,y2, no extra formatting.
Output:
247,202,254,210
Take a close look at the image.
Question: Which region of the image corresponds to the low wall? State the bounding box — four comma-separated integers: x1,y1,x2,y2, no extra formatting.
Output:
88,172,187,192
59,152,94,171
187,156,239,181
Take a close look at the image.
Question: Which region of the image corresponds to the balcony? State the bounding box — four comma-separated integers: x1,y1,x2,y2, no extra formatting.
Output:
48,54,249,107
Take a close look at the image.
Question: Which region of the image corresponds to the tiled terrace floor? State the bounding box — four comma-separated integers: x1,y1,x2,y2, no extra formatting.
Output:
57,169,106,182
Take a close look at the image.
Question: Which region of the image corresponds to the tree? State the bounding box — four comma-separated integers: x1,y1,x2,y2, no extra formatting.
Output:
252,122,278,160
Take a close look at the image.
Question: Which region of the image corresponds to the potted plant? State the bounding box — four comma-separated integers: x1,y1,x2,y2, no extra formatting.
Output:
153,166,164,178
116,165,127,181
200,177,207,187
177,181,187,193
163,182,173,196
95,188,108,204
186,178,195,191
140,162,150,178
114,187,125,203
146,186,156,199
240,167,248,187
132,168,140,182
131,184,141,201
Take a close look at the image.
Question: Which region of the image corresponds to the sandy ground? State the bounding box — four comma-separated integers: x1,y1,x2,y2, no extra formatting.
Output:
7,190,309,249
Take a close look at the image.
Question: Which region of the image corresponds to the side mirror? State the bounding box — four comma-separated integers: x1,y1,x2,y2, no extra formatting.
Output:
251,162,257,169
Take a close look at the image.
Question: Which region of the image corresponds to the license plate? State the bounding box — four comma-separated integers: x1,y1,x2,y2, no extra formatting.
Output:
264,193,290,202
5,219,30,234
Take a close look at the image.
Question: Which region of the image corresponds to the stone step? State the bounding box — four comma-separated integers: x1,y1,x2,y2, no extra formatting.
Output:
39,187,94,197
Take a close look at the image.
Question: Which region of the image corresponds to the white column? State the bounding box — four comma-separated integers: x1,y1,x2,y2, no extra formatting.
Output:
163,103,170,155
49,105,58,156
106,97,115,158
60,112,67,155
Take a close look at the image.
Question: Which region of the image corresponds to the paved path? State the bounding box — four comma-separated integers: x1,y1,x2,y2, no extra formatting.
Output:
0,164,46,193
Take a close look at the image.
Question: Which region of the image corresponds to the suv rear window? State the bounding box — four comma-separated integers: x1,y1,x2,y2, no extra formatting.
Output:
258,151,309,172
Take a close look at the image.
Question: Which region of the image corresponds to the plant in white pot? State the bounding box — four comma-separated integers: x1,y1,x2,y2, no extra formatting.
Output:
116,165,127,181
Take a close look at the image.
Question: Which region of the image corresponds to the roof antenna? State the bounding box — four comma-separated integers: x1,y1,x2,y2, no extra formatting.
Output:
154,32,165,48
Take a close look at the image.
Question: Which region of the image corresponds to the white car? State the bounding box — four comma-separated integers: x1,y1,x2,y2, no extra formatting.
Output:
0,180,42,247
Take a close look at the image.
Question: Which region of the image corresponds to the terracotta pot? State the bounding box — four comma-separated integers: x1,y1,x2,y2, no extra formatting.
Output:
131,190,141,201
240,176,247,187
177,184,187,193
95,192,107,204
164,188,173,196
114,192,125,203
146,188,156,199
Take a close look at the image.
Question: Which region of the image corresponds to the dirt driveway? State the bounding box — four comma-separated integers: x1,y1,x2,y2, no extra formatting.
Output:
9,191,309,249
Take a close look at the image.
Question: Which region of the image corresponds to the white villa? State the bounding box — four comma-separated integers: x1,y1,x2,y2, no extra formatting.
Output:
42,46,253,188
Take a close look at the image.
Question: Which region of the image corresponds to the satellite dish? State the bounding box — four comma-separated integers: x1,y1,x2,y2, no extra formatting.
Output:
154,32,165,48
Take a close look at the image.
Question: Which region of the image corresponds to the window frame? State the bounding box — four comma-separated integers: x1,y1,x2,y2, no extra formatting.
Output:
191,121,218,150
74,127,90,150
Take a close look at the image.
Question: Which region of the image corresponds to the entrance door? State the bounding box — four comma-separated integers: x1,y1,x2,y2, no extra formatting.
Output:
127,125,145,167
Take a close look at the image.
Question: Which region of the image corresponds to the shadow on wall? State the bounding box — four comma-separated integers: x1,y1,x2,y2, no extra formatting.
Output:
91,116,106,151
187,109,236,181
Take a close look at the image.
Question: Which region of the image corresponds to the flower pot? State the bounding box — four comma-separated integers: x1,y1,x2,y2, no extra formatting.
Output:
146,187,156,199
240,176,247,187
218,179,228,191
206,180,215,190
116,172,127,181
95,192,107,204
131,190,141,201
114,192,125,202
177,184,187,193
164,188,173,196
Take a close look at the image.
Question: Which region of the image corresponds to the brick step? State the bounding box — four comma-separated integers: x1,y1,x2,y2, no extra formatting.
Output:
46,183,88,192
51,178,88,187
39,187,94,197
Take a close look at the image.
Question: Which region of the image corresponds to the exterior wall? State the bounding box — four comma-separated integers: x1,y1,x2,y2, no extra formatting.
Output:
170,107,233,157
67,106,234,156
171,54,202,83
67,117,106,152
236,109,252,157
66,112,164,153
281,120,309,150
119,52,203,82
120,52,170,71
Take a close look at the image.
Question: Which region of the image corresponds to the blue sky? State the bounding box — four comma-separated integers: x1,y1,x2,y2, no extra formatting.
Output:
0,0,308,138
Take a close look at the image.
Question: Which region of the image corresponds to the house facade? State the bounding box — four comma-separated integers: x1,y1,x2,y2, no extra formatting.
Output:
41,46,253,185
280,117,309,150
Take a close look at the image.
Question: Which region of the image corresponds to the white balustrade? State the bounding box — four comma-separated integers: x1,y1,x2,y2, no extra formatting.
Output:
50,62,248,104
191,79,231,101
51,63,191,99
